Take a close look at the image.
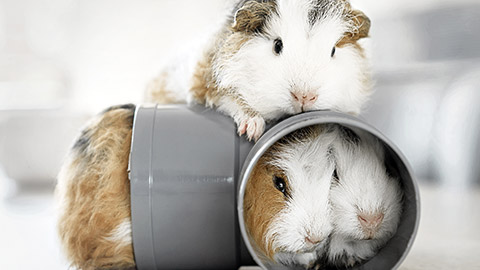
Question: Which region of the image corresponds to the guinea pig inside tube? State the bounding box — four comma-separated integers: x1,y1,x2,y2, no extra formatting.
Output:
237,111,420,270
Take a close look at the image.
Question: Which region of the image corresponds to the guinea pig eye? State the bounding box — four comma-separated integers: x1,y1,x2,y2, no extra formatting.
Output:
331,46,336,58
273,176,287,194
273,38,283,55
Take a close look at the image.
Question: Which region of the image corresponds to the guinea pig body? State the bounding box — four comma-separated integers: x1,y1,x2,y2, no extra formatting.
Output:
326,126,403,268
243,125,337,268
147,0,372,141
56,105,136,270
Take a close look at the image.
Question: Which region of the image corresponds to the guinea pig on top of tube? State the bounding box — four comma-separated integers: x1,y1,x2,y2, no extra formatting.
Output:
327,126,403,268
147,0,372,141
243,125,338,269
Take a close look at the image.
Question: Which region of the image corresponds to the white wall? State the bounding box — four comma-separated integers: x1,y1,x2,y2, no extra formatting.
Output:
1,0,229,113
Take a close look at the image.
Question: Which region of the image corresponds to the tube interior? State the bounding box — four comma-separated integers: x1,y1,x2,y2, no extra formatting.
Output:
238,116,419,270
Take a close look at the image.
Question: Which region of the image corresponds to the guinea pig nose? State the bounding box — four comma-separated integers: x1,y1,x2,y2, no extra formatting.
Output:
290,91,318,107
358,212,385,231
305,234,324,245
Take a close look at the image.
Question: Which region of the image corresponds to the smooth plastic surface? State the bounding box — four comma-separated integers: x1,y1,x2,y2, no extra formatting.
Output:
129,104,255,270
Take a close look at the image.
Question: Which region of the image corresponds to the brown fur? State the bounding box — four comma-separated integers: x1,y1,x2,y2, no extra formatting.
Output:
243,125,333,260
232,1,277,33
243,151,288,259
145,72,184,104
56,105,136,270
153,0,277,118
190,49,219,106
190,26,259,117
338,6,370,47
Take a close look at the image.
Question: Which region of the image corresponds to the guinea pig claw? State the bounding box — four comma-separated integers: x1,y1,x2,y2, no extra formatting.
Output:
237,116,265,141
237,119,248,136
246,116,265,142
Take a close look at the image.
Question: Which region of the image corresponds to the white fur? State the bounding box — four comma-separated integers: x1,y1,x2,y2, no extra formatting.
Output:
147,38,209,104
216,0,370,122
327,234,383,266
105,218,133,248
275,250,319,268
265,127,337,267
216,96,267,140
150,0,371,140
327,127,403,267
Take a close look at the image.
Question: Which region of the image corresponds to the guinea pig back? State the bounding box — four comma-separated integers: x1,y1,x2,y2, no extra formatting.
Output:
56,104,136,270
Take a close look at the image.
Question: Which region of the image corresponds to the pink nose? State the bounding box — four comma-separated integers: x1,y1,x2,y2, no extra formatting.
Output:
358,211,384,238
305,234,324,245
291,91,318,108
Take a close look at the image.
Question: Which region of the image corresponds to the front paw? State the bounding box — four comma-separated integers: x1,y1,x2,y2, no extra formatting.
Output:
237,115,266,141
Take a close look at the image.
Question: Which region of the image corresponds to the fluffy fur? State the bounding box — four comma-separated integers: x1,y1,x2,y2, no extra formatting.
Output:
244,125,338,268
244,125,403,269
146,0,372,141
56,104,136,270
327,126,403,268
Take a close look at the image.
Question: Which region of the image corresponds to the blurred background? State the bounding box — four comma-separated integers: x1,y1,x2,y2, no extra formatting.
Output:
0,0,479,269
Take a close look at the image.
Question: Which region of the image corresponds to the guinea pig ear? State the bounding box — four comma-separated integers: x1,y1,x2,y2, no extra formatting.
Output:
338,9,371,46
351,9,371,39
232,1,276,33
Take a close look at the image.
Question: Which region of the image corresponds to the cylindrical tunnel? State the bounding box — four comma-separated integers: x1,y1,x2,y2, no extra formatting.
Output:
128,104,420,270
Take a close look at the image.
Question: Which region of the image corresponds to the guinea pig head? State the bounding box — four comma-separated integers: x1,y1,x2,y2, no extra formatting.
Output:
330,127,403,242
219,0,372,121
243,126,337,261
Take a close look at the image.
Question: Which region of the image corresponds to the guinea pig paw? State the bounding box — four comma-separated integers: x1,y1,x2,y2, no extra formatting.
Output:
237,116,265,141
237,119,248,137
246,116,265,141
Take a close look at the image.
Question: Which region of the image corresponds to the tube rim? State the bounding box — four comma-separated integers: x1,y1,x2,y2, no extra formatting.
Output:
237,111,421,270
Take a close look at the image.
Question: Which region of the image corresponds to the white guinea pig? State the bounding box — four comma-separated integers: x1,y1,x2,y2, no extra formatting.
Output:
326,126,403,268
243,125,337,269
147,0,372,141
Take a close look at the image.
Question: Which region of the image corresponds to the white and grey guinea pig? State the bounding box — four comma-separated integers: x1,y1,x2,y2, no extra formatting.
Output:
326,126,403,268
56,105,136,270
243,125,338,269
146,0,372,141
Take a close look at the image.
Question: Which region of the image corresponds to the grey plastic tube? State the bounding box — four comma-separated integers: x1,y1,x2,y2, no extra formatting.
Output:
128,104,420,270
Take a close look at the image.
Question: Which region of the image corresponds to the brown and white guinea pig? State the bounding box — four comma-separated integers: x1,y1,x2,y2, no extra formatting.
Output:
326,126,403,268
243,125,338,269
146,0,372,141
55,104,136,270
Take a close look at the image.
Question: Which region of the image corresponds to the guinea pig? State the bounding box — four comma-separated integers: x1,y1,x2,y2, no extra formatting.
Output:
243,125,338,269
56,104,136,270
326,126,403,268
146,0,372,141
